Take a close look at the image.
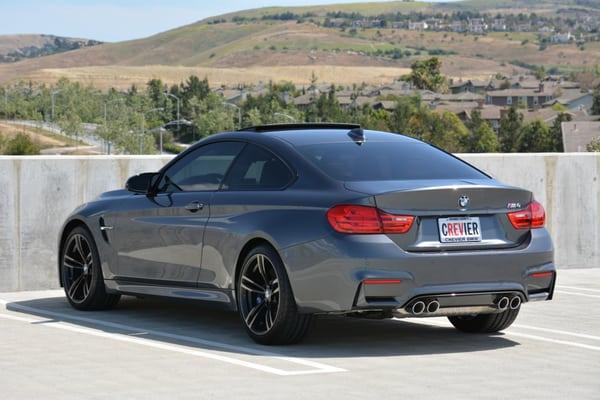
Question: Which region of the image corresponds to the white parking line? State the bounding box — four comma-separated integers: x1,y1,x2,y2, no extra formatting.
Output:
506,331,600,352
557,285,600,293
513,324,600,342
0,299,345,376
555,290,600,299
406,318,600,352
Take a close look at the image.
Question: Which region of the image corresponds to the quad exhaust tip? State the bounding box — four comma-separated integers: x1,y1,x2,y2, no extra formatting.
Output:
411,301,426,315
410,300,440,315
510,296,522,310
426,300,440,314
497,296,510,311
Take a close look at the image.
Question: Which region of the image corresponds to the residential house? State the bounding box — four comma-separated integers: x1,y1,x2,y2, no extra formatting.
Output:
485,86,553,109
561,121,600,152
491,18,506,31
426,18,444,31
408,21,428,31
550,32,573,44
543,89,593,112
521,108,575,125
450,21,465,32
450,79,492,94
479,105,504,132
468,18,487,34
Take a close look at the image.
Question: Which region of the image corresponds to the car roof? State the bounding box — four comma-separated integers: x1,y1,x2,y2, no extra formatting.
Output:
237,124,420,147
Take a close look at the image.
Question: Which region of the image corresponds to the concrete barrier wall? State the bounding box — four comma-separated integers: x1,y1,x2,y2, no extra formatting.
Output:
0,153,598,292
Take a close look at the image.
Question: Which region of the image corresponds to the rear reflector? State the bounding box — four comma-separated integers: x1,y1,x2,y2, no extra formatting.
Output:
326,205,414,234
363,278,402,285
530,271,553,279
507,200,546,229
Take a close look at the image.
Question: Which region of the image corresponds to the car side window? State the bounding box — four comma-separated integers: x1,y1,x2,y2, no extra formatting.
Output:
158,142,245,192
222,144,293,190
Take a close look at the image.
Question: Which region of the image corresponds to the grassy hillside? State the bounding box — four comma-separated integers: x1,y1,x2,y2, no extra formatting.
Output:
0,0,598,88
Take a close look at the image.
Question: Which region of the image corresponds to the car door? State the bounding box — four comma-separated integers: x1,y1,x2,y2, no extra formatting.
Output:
201,143,295,289
108,141,246,286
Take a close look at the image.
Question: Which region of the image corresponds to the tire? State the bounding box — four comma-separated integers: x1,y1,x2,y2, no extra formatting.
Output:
448,308,520,333
237,244,312,345
61,226,120,311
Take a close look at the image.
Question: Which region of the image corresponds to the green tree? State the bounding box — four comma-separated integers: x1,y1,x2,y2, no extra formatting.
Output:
465,109,500,152
515,119,552,152
534,65,546,80
244,108,263,127
306,85,343,122
190,92,236,137
57,112,83,142
403,57,447,92
549,112,571,152
498,106,523,152
427,111,470,153
389,95,421,133
587,136,600,152
592,84,600,115
2,133,40,155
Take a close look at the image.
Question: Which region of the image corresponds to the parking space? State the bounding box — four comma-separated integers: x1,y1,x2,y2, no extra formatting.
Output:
1,268,599,399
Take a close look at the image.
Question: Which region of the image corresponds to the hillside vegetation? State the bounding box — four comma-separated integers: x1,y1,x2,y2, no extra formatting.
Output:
0,34,101,63
0,0,599,87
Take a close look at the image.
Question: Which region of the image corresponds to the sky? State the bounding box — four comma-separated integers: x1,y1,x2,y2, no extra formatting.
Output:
0,0,454,42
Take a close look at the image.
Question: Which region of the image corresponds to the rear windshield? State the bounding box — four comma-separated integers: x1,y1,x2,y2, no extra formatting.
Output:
296,141,488,181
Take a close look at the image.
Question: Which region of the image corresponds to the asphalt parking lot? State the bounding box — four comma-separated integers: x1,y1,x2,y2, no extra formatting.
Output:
1,268,599,400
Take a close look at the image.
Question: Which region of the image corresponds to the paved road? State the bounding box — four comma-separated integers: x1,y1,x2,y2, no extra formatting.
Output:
3,119,107,154
1,268,599,399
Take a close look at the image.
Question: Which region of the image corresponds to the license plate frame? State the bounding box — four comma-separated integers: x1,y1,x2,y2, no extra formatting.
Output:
438,216,482,243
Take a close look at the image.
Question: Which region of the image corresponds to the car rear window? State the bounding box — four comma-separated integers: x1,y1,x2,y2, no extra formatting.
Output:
296,141,488,181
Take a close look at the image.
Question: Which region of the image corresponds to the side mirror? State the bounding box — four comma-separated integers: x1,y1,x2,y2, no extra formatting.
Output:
125,172,159,194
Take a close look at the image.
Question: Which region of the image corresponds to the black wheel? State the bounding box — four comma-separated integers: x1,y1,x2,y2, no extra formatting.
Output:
237,245,312,345
448,308,520,333
61,226,120,310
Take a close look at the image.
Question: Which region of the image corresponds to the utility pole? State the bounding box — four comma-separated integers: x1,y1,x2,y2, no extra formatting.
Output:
223,102,242,129
163,92,181,131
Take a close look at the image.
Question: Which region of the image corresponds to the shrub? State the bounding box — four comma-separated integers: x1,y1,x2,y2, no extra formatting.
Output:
2,133,40,155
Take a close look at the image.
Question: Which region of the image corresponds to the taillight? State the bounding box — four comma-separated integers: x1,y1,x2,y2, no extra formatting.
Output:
507,200,545,229
326,205,414,234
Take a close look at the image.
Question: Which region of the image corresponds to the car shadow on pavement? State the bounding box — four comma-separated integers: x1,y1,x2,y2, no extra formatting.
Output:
6,295,518,358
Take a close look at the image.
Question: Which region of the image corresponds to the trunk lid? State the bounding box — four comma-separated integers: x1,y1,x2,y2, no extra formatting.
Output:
345,179,532,252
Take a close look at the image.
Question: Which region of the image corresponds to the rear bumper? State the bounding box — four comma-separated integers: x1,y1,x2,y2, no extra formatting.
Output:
281,228,555,313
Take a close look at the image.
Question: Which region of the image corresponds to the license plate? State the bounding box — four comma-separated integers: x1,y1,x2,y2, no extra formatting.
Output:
438,217,482,243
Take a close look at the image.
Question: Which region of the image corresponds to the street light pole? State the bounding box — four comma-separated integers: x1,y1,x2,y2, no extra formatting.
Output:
223,102,242,129
163,92,181,131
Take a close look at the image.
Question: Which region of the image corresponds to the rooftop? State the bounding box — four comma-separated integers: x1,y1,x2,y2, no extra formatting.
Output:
561,121,600,152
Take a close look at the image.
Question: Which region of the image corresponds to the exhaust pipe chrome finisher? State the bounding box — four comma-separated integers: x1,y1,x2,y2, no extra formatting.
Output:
497,296,510,311
411,301,426,315
426,300,440,314
510,296,522,310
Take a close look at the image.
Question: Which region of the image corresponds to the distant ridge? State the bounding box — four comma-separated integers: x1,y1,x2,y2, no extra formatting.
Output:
0,34,102,63
0,0,598,87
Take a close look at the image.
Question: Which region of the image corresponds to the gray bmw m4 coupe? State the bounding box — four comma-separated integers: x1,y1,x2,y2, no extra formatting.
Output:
58,123,555,345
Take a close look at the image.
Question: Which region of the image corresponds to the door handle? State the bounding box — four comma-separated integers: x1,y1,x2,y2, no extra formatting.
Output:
184,201,204,212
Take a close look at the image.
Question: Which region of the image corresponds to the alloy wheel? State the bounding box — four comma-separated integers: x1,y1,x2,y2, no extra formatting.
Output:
239,254,280,335
63,233,94,304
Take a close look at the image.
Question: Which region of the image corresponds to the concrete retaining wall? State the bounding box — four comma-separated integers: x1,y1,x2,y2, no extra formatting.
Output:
0,153,598,292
